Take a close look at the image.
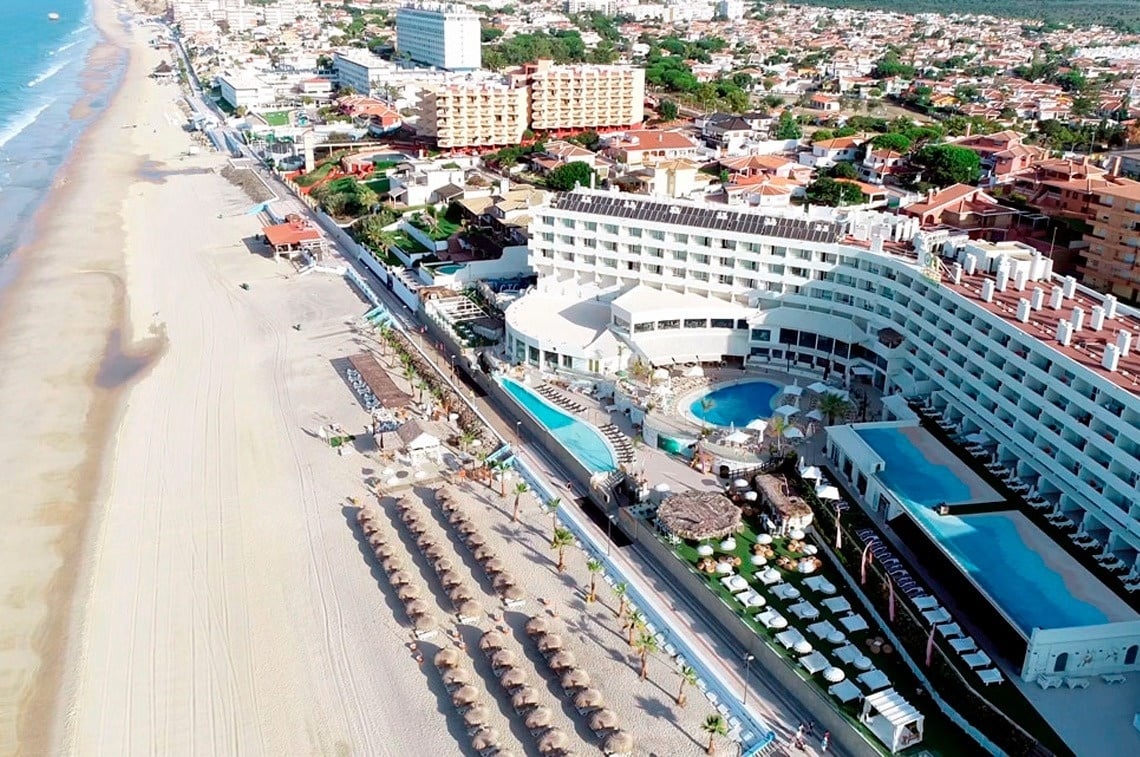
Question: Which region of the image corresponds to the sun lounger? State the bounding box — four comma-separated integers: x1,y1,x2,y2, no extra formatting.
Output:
949,637,977,653
1064,677,1090,689
1102,673,1126,685
921,608,952,626
937,622,962,638
1036,675,1062,690
857,669,890,691
962,651,992,669
829,679,862,703
821,596,852,614
800,651,830,675
838,613,869,633
834,644,860,664
977,668,1003,686
913,596,941,611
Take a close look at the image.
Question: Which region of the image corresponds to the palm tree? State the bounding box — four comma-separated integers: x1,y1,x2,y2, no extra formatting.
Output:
585,558,603,602
675,664,698,707
512,481,529,522
818,392,852,426
624,609,646,647
550,527,574,572
632,631,658,680
769,414,788,453
699,397,715,432
701,714,729,755
459,430,477,454
491,460,509,496
545,497,562,537
612,581,629,619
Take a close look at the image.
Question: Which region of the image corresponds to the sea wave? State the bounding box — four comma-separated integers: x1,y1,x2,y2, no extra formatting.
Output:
27,59,69,89
0,101,56,152
50,38,82,57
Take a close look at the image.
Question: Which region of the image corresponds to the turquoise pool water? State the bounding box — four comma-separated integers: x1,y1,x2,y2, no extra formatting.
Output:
500,378,617,472
689,381,781,427
905,508,1110,633
435,263,464,275
856,427,971,507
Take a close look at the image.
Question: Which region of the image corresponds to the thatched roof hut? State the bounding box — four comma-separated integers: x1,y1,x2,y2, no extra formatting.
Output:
754,473,814,533
657,491,742,540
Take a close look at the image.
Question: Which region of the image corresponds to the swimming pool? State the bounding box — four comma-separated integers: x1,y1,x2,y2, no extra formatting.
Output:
689,380,781,427
904,508,1113,634
499,378,617,473
856,426,971,507
435,263,464,275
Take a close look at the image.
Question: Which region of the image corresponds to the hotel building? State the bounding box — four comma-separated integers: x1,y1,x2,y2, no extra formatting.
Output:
417,81,528,149
1080,179,1140,304
510,59,645,134
505,189,1140,573
395,2,482,72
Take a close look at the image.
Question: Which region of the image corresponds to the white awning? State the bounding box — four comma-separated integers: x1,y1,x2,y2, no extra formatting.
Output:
817,485,841,501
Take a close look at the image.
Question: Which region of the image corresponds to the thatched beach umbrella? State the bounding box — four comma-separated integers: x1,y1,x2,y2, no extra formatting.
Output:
356,507,376,524
396,497,416,513
561,668,590,691
437,485,460,503
374,543,396,559
548,651,576,671
656,491,742,541
603,730,633,756
381,555,402,571
500,668,528,690
525,705,554,730
479,631,506,651
458,520,479,536
397,584,422,601
465,532,486,548
483,557,506,575
471,727,500,754
448,510,468,525
574,688,604,712
439,570,464,589
493,573,516,591
473,545,495,562
590,708,619,733
425,543,447,561
442,666,472,687
511,685,541,712
449,585,476,604
362,520,381,536
502,585,524,603
413,614,438,633
463,704,490,729
434,647,461,669
491,649,518,670
525,616,550,636
406,598,431,617
434,557,454,572
537,633,564,654
451,684,479,707
389,569,412,586
538,728,569,754
367,532,386,548
457,599,482,619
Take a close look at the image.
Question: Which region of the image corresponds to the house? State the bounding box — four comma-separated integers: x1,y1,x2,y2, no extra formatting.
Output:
838,179,889,208
388,160,470,207
799,136,865,169
808,93,841,112
701,113,754,149
953,131,1046,185
718,154,813,183
903,184,1019,234
528,140,600,177
336,95,402,135
151,61,177,82
396,419,444,462
722,177,798,208
859,149,908,185
605,129,701,167
298,76,334,98
613,158,706,199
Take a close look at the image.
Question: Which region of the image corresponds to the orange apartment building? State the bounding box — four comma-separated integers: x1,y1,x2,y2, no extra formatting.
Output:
508,59,645,135
1081,179,1140,303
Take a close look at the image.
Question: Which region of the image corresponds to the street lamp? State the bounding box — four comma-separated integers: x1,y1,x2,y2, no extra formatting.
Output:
450,354,456,379
742,652,755,706
515,421,522,447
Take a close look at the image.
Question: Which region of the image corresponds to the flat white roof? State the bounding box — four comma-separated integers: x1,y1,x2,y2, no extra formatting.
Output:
505,293,621,357
611,285,748,320
865,689,922,727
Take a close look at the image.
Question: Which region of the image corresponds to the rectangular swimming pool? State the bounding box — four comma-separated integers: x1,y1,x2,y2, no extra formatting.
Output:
499,377,617,473
855,425,998,508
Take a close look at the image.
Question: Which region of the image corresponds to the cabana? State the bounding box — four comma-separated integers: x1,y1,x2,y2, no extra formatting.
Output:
753,474,813,536
829,679,862,703
859,688,924,752
262,218,324,260
657,491,742,541
397,419,444,462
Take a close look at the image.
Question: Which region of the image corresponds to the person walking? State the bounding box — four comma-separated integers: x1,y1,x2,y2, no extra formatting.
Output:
821,731,831,752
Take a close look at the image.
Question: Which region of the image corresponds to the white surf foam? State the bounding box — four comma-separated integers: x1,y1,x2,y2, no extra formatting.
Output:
0,101,55,152
27,59,69,89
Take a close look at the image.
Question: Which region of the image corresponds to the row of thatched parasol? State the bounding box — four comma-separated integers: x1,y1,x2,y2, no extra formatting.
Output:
436,488,526,605
394,495,484,621
358,505,438,634
524,616,633,756
431,652,514,757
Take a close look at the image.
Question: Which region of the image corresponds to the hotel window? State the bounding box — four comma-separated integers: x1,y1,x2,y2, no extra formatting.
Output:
719,274,733,285
562,354,573,368
694,236,710,247
751,328,771,341
659,319,679,330
770,264,785,275
648,247,663,258
561,219,575,228
750,347,770,358
583,221,597,231
685,318,708,329
674,233,689,244
628,244,641,254
583,238,596,248
693,253,709,264
633,322,656,333
719,257,734,268
582,255,595,266
817,336,834,354
779,328,798,345
672,250,687,261
528,346,539,363
545,351,558,365
649,230,665,240
693,271,709,281
647,264,662,274
629,227,642,237
798,332,817,350
711,318,734,329
603,224,618,234
741,260,758,271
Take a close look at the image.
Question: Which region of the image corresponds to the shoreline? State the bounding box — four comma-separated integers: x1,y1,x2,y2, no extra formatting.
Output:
0,0,139,751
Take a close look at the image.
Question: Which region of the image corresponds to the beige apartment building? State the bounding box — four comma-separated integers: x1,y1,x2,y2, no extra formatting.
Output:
417,81,528,149
1081,179,1140,303
513,59,645,134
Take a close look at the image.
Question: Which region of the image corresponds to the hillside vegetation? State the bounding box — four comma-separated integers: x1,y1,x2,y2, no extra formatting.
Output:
786,0,1140,31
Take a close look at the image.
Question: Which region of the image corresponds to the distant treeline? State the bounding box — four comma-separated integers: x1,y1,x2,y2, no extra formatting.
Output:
785,0,1140,31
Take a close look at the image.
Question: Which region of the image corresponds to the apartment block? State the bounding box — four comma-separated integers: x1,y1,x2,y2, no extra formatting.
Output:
1081,180,1140,303
396,2,482,72
418,82,528,149
514,59,645,133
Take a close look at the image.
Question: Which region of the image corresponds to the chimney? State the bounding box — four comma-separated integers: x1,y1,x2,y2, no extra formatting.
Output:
1071,306,1085,331
951,261,963,285
1104,294,1119,318
1090,305,1106,331
1103,343,1121,371
1017,299,1032,323
1062,275,1077,298
965,122,972,138
1118,329,1133,357
1057,320,1074,346
964,254,977,275
981,279,995,302
1049,286,1064,310
1013,268,1028,291
996,267,1009,292
1112,155,1123,176
1031,286,1045,310
499,176,510,195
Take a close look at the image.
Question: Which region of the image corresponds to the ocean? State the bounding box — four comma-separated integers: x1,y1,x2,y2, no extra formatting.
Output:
0,0,115,262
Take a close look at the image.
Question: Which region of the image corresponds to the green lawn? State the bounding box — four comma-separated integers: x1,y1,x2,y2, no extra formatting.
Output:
665,516,973,755
294,161,337,187
410,215,461,241
392,230,430,254
364,177,390,194
262,110,291,127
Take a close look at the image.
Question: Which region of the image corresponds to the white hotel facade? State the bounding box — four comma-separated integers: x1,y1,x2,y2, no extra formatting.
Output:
504,189,1140,571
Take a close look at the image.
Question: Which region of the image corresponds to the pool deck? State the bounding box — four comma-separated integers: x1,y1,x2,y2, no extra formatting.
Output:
893,425,1002,507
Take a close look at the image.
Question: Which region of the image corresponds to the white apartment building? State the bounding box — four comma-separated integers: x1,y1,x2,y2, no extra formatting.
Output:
217,73,276,108
396,2,482,72
515,60,645,133
565,0,619,13
418,81,528,149
333,51,390,94
506,189,1140,569
716,0,746,20
262,0,318,28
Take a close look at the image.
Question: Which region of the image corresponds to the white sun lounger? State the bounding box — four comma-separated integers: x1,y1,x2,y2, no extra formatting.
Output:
977,668,1003,686
922,608,952,626
821,596,851,614
962,651,992,669
834,644,861,664
829,679,862,703
913,595,941,611
937,622,962,638
949,637,977,654
838,613,869,633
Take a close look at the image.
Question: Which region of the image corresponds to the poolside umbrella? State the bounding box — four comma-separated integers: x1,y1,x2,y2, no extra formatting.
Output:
574,688,604,711
452,684,479,708
746,418,767,431
561,668,591,691
458,599,483,619
500,668,528,690
434,557,454,572
450,585,476,604
526,617,550,636
466,533,487,548
491,649,518,670
761,568,780,583
538,633,564,654
471,727,501,753
743,491,758,502
389,569,412,586
434,648,461,669
406,599,430,617
397,584,422,601
725,430,750,445
774,404,800,417
783,427,805,440
525,705,554,730
484,557,506,575
549,651,576,671
805,409,824,422
733,478,750,488
817,485,841,501
790,528,806,540
511,685,541,711
604,730,634,756
479,631,506,651
756,534,773,545
782,383,803,397
493,573,516,591
502,585,525,603
443,667,472,687
823,667,846,683
589,708,619,732
464,704,490,729
793,640,813,655
473,545,495,562
538,728,569,754
768,615,788,630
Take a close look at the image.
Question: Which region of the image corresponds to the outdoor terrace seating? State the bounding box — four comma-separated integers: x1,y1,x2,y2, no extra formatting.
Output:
535,384,588,415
